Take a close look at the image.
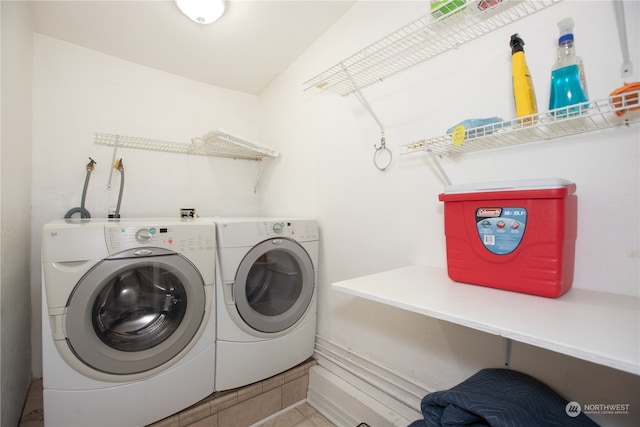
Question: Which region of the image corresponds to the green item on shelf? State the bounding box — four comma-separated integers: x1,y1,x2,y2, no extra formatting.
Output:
431,0,467,19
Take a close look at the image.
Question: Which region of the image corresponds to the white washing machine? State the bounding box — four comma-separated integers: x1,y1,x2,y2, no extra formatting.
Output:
41,218,216,427
214,218,319,391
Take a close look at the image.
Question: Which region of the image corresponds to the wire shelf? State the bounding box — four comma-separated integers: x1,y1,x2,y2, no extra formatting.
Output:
304,0,562,96
399,90,640,157
94,130,279,161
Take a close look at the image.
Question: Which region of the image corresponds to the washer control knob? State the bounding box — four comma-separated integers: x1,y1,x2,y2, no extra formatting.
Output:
135,229,152,243
272,223,284,234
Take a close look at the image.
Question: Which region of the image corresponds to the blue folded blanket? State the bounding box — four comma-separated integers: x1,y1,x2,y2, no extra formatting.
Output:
409,369,599,427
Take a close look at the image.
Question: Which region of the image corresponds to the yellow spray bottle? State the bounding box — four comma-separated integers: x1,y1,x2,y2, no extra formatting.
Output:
510,34,537,122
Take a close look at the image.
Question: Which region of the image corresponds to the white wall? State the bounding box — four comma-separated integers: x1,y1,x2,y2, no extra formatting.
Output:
260,1,639,426
1,1,34,425
30,34,263,377
22,1,640,425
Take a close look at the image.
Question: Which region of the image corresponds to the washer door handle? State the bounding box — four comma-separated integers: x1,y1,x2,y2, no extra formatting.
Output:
107,247,174,259
134,249,154,256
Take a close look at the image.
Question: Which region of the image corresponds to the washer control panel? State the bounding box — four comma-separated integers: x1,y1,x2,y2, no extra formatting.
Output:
106,222,216,254
135,228,153,243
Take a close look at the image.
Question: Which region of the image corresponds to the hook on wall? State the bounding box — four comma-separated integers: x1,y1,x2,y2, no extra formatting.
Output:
341,62,393,172
374,132,392,171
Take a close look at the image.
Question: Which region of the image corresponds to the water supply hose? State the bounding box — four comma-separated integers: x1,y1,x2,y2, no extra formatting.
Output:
64,158,96,219
113,158,124,219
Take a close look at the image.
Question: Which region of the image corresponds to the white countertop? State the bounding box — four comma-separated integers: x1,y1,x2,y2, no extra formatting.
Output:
332,265,640,376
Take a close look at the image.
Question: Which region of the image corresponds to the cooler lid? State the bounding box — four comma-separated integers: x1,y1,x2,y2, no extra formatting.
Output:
438,178,576,202
442,178,573,194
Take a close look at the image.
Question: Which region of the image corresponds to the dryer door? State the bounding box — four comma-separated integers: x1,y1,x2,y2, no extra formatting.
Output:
64,248,205,375
234,238,315,333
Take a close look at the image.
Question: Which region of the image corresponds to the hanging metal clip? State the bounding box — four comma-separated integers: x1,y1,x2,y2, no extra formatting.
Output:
374,132,392,171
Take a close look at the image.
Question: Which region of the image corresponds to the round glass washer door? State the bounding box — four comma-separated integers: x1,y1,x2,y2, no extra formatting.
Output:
64,248,205,375
234,238,315,333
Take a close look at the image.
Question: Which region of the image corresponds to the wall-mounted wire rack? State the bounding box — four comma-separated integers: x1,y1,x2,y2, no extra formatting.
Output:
304,0,562,96
94,130,279,161
399,90,640,158
94,130,278,192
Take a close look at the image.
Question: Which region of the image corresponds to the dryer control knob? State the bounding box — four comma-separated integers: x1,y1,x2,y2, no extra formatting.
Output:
272,223,284,233
135,228,152,243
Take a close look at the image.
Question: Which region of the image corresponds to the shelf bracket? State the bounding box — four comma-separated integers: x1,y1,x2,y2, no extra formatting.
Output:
614,0,633,78
254,158,272,193
340,63,392,171
427,149,452,186
503,337,512,369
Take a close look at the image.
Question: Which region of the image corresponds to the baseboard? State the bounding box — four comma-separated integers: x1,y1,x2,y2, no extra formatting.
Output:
307,370,362,427
308,336,428,427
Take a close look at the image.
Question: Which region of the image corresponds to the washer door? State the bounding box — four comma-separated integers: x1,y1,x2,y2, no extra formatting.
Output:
234,238,314,333
64,248,205,375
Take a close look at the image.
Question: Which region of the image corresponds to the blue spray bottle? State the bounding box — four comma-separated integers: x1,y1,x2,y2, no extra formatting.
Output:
549,18,589,115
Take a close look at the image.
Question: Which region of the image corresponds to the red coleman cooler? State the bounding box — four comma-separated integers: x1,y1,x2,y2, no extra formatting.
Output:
438,178,577,298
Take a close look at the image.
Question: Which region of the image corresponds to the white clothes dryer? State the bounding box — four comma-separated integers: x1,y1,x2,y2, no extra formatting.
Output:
41,219,216,427
214,218,319,391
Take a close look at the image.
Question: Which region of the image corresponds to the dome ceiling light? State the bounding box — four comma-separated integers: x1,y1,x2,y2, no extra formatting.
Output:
175,0,226,25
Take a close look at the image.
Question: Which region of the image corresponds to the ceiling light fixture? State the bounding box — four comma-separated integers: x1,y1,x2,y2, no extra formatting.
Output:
175,0,226,25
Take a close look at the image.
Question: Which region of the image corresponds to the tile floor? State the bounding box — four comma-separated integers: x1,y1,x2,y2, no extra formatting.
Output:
255,403,335,427
17,379,42,427
18,360,336,427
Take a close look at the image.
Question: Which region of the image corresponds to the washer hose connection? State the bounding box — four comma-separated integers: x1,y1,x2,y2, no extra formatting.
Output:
111,158,125,219
64,158,96,219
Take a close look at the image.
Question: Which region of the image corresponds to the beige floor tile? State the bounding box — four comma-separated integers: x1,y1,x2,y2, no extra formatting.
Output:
283,365,306,382
179,401,211,426
261,373,285,392
258,407,305,427
218,387,281,427
20,359,333,427
305,412,335,427
294,403,317,418
210,391,239,414
18,380,43,427
187,414,218,427
237,382,263,402
282,375,309,408
148,415,180,427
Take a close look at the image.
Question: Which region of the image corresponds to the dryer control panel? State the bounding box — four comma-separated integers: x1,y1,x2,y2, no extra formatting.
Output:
257,220,318,242
216,218,318,248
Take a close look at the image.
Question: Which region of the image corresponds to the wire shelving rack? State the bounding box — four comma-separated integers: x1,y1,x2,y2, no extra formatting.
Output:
94,130,278,161
399,91,640,158
304,0,563,96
